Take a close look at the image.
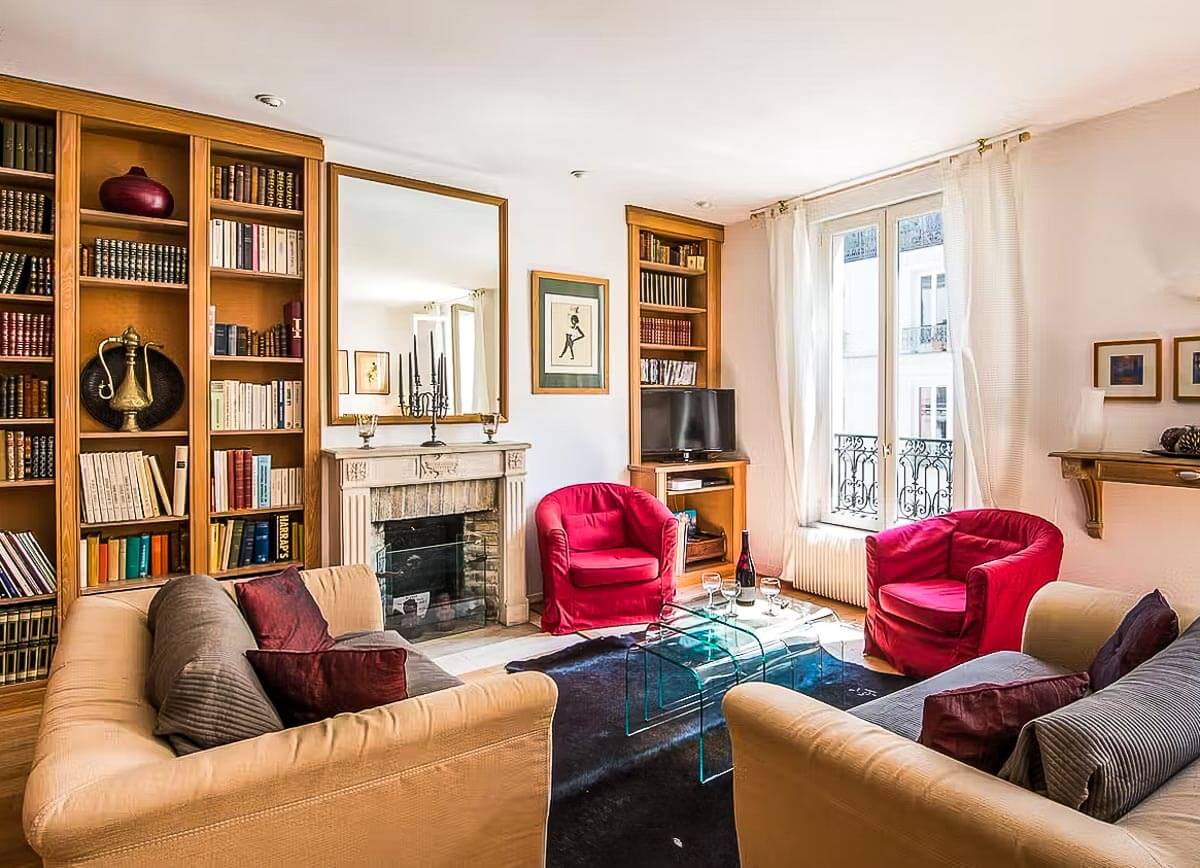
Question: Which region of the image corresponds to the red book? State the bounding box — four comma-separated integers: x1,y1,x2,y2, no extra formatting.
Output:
241,449,253,510
284,301,302,358
226,449,237,511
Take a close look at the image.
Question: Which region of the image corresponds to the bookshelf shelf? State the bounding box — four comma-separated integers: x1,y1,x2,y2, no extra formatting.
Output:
0,229,53,245
0,592,56,606
208,355,303,365
211,267,303,283
210,199,304,224
639,260,706,277
0,355,52,363
209,428,303,437
666,483,736,495
640,343,707,352
0,478,53,488
81,514,189,531
210,504,302,519
79,208,188,233
212,560,301,580
0,417,52,426
0,165,54,190
80,575,182,596
0,294,53,306
79,429,188,440
640,302,707,314
79,276,188,294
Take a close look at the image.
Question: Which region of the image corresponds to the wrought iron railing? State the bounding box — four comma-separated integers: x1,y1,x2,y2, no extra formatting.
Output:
900,321,949,354
832,434,954,522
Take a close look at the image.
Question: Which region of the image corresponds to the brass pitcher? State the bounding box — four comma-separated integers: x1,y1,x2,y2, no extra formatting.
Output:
97,326,162,432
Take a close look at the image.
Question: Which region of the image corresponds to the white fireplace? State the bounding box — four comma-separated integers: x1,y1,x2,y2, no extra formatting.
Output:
321,442,532,626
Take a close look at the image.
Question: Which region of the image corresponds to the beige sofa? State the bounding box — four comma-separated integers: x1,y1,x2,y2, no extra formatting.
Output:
725,581,1200,868
23,565,558,868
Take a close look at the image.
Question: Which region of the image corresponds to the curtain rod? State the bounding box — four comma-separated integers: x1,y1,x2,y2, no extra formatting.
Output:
749,129,1031,218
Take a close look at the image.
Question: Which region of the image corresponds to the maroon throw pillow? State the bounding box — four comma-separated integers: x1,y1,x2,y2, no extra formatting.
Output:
918,672,1091,773
246,647,409,725
234,566,335,652
1088,590,1179,691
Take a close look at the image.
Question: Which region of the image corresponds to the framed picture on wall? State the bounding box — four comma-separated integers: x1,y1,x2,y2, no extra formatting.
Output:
354,350,391,395
337,350,350,395
1093,338,1161,401
530,270,609,394
1173,335,1200,401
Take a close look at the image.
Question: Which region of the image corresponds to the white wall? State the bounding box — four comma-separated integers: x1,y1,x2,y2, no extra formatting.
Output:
723,87,1200,605
320,141,632,593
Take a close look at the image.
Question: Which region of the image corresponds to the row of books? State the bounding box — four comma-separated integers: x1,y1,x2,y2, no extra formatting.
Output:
208,301,302,358
0,531,56,597
208,515,303,572
78,529,189,588
640,272,692,308
80,238,188,285
0,603,56,685
212,162,301,210
0,188,51,234
211,449,303,512
209,219,304,277
1,117,54,173
641,358,699,386
78,447,188,525
209,380,303,431
640,231,705,270
2,432,53,480
0,252,52,295
0,311,52,356
641,316,693,347
0,375,50,418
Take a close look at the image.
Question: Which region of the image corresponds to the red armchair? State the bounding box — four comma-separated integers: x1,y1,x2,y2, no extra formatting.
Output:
863,509,1064,678
536,483,678,635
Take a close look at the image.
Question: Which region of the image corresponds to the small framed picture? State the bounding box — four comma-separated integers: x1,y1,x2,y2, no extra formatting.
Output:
1093,338,1161,401
1173,335,1200,401
337,350,350,395
354,350,390,395
531,270,609,394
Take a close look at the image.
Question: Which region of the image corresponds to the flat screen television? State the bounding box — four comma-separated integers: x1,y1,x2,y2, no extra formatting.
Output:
640,388,736,460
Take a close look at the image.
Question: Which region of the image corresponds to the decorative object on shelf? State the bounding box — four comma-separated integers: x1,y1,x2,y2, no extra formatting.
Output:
337,350,349,395
1070,387,1107,451
398,334,449,447
1151,425,1200,456
531,270,609,394
1173,335,1200,401
353,350,390,395
98,166,174,218
480,411,500,444
81,326,184,432
355,414,378,449
1093,337,1161,401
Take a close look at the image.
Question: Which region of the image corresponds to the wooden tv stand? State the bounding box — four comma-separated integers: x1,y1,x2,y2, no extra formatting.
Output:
628,458,748,589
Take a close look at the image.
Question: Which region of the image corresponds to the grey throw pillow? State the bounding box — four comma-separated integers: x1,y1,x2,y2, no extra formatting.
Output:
336,629,464,698
999,615,1200,821
147,574,283,754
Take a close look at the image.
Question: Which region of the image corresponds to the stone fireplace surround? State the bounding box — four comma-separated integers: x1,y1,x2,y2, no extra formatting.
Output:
321,442,531,626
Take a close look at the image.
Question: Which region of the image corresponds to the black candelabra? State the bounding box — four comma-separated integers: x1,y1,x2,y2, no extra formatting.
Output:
399,333,449,447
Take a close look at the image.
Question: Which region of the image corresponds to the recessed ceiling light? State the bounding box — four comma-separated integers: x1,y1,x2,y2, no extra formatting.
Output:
255,93,285,108
569,169,588,179
695,200,713,209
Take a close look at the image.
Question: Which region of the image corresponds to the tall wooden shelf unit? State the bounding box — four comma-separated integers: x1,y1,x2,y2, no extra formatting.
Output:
0,75,322,704
625,206,747,589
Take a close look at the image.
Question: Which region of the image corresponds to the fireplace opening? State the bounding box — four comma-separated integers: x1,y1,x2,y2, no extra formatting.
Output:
375,513,488,642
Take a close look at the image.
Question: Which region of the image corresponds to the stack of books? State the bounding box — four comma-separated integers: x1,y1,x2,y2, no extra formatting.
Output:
81,239,188,284
211,449,302,512
0,601,57,684
79,530,188,587
208,301,302,358
1,432,53,480
0,375,50,418
208,515,303,573
640,316,692,346
78,447,187,524
1,117,55,173
0,310,52,356
212,162,300,210
0,530,56,597
641,358,698,386
209,379,303,431
640,271,691,307
209,219,303,276
0,252,52,295
0,188,51,233
640,231,705,269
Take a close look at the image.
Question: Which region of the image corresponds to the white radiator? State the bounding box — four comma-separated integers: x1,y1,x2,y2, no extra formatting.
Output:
792,526,869,609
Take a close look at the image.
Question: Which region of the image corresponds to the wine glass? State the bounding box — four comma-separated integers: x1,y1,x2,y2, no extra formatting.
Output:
701,571,721,612
761,576,782,616
719,575,740,619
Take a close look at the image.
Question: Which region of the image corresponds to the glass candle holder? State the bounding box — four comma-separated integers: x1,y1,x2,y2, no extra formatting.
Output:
355,413,378,449
481,412,500,444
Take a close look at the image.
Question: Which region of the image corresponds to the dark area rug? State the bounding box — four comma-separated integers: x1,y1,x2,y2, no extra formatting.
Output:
508,633,915,868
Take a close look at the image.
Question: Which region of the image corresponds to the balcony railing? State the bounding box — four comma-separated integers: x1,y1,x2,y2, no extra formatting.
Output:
900,321,949,354
832,434,954,521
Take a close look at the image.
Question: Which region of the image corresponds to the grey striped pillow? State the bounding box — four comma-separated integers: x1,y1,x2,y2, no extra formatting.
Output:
999,615,1200,821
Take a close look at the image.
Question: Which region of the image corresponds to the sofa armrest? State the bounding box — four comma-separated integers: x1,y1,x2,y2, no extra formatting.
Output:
26,672,557,868
963,549,1059,655
1021,581,1143,672
723,683,1157,868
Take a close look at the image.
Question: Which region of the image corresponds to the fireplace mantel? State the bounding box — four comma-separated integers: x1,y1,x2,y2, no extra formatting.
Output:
321,442,531,625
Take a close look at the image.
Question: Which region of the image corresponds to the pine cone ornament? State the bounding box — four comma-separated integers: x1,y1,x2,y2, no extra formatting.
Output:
1161,426,1188,451
1171,426,1200,455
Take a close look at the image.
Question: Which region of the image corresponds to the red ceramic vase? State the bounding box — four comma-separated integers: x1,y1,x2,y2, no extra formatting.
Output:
98,166,174,218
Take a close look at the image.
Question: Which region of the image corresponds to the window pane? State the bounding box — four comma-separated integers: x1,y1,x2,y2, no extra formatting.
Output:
829,224,879,521
894,210,953,520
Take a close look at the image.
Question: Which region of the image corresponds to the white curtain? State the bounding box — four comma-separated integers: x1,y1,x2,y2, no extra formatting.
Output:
765,204,828,581
942,143,1029,508
472,287,500,413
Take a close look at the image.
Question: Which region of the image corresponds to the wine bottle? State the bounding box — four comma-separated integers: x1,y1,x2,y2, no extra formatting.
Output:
735,529,756,606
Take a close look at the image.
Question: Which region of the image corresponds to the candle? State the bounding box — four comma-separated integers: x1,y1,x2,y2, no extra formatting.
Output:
398,355,405,406
412,335,419,386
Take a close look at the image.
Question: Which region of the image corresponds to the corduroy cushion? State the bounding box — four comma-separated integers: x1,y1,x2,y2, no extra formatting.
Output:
335,629,463,697
1088,589,1179,690
247,646,410,725
235,566,336,652
918,672,1091,772
146,574,284,754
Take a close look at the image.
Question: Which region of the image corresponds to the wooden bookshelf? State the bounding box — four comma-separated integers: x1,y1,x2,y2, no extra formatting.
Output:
78,208,188,233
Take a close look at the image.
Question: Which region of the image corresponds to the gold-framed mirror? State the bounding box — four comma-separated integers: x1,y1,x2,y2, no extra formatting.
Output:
327,164,508,425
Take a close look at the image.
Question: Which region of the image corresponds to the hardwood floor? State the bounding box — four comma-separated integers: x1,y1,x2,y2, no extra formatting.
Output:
0,695,42,868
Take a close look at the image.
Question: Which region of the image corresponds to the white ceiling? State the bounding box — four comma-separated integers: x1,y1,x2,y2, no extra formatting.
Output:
3,0,1200,224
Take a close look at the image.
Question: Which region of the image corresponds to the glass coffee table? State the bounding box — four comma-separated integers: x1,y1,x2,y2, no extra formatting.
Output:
624,597,842,782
